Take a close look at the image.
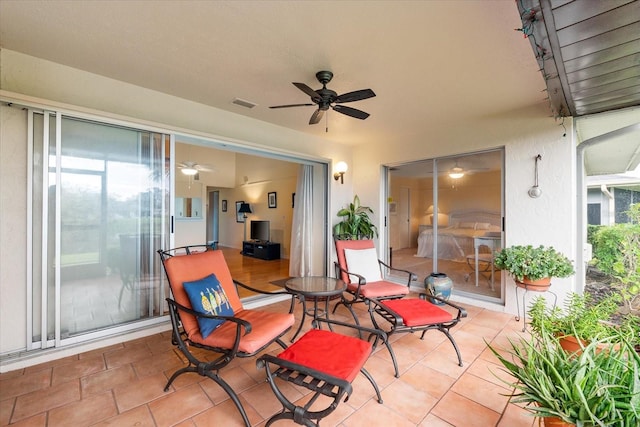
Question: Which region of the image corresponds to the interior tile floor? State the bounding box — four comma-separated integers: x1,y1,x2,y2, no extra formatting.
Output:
0,295,537,427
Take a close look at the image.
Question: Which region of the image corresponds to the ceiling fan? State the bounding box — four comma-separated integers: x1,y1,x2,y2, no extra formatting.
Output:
269,71,375,125
178,161,213,176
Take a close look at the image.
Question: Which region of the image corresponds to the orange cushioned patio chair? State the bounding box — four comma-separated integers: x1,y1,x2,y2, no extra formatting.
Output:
333,239,416,324
257,318,384,426
158,245,295,427
368,293,467,377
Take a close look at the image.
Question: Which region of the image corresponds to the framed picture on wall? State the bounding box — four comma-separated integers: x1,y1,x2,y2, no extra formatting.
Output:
236,201,244,223
222,199,227,212
389,202,397,215
268,192,277,208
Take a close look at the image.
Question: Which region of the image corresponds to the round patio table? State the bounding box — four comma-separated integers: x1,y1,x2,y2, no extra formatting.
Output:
285,276,346,342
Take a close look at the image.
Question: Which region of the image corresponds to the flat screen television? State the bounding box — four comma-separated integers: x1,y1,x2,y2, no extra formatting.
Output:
250,220,270,242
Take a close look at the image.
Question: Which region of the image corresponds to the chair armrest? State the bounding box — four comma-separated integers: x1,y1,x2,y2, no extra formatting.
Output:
377,260,417,286
366,297,405,326
167,297,253,334
334,262,366,286
418,293,468,320
233,279,295,296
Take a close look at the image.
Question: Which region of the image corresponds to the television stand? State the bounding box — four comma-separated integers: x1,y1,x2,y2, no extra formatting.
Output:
242,241,280,260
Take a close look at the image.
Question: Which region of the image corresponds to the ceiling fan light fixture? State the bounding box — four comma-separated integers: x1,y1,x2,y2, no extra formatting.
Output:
449,167,465,179
181,167,198,176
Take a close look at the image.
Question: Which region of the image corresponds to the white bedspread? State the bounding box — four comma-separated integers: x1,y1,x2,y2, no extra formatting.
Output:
416,226,498,262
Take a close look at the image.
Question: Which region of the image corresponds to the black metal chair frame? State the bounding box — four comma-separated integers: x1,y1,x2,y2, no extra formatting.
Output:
332,259,416,327
158,244,294,427
368,293,467,377
257,318,385,427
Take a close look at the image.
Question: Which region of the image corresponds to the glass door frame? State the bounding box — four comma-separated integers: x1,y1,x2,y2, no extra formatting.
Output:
383,148,505,304
26,108,174,351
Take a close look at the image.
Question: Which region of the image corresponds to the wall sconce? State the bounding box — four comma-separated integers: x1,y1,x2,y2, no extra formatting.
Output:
333,161,348,184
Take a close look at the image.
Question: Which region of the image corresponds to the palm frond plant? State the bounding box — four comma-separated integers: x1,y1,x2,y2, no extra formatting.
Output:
333,195,378,240
487,329,640,426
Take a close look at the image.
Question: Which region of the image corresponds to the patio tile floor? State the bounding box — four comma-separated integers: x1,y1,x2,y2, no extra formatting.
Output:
1,296,536,426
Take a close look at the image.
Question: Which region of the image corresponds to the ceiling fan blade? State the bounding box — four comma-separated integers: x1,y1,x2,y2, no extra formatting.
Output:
309,109,324,125
335,89,376,103
293,82,321,100
269,103,315,109
332,105,370,120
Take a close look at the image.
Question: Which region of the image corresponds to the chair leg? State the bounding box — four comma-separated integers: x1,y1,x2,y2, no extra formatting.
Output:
164,366,196,391
290,296,308,342
367,309,400,377
361,367,383,403
204,371,251,427
383,337,400,378
164,365,250,427
440,328,464,367
332,298,360,327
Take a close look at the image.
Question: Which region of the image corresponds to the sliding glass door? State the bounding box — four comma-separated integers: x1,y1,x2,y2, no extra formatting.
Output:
29,112,171,349
386,149,504,303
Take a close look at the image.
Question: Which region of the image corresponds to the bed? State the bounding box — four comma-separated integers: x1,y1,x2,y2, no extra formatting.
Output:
416,210,501,262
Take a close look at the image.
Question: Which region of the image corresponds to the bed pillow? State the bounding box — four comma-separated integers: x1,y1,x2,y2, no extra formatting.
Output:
459,221,476,229
475,222,491,230
344,248,382,283
183,274,234,338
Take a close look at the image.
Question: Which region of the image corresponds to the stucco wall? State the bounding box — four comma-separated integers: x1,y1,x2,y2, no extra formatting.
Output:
352,108,577,314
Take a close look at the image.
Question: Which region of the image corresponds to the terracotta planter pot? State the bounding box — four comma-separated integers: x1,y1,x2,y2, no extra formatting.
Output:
515,276,551,291
558,334,621,356
558,335,587,354
542,416,575,427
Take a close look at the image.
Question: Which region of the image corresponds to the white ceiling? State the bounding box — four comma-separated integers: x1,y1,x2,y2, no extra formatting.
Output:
1,0,637,176
0,0,545,148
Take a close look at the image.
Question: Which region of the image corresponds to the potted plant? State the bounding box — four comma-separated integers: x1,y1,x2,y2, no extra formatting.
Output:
494,245,575,290
528,293,625,354
333,195,378,240
487,330,640,426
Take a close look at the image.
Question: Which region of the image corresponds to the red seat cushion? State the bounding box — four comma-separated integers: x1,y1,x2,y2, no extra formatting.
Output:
190,309,294,354
276,329,372,383
347,280,410,298
382,299,453,326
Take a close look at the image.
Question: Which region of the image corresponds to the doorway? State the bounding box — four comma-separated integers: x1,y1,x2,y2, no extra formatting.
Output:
386,149,504,303
174,139,329,289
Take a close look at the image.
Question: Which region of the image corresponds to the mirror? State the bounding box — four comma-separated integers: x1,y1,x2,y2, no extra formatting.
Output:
176,180,203,220
176,197,203,219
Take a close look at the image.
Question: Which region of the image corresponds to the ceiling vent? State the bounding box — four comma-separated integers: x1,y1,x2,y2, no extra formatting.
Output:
232,98,257,109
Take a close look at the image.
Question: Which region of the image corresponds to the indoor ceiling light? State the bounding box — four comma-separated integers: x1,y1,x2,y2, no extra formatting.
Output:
181,167,198,176
448,166,464,179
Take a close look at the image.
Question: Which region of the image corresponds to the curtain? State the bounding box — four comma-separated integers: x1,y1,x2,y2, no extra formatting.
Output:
289,164,313,277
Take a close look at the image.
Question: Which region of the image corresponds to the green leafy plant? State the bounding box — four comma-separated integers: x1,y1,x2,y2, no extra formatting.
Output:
590,203,640,315
333,195,378,240
487,330,640,426
493,245,575,282
528,293,622,342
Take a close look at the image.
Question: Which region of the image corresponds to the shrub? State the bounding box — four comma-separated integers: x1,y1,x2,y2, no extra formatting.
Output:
590,203,640,314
